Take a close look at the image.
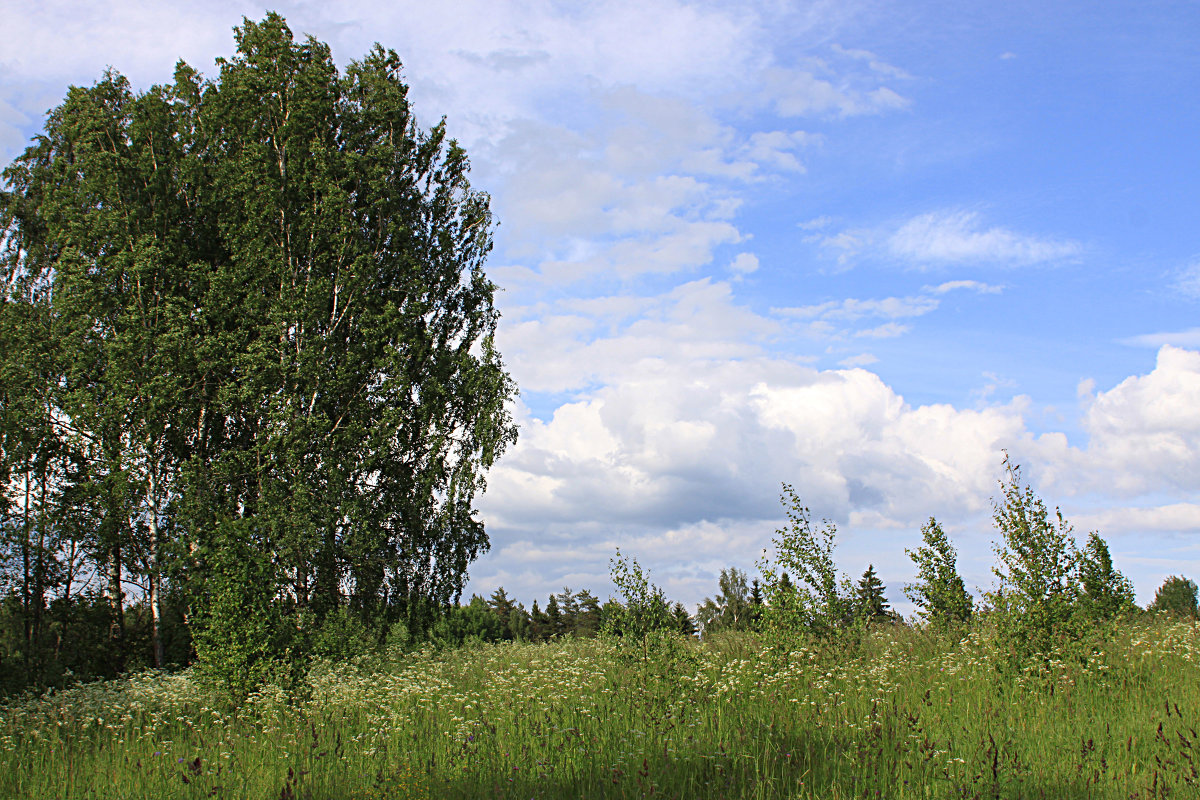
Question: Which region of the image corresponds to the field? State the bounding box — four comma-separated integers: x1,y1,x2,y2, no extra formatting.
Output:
2,617,1198,800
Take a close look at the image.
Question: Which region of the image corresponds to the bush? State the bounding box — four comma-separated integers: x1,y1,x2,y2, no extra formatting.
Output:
985,454,1081,659
905,517,973,630
1077,532,1136,621
757,483,853,642
1149,575,1199,619
191,525,296,698
309,607,377,661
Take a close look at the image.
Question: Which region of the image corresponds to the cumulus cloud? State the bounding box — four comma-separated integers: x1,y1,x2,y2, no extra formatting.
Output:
483,356,1028,534
1067,346,1200,495
730,253,761,274
475,343,1037,608
496,278,777,393
476,343,1200,608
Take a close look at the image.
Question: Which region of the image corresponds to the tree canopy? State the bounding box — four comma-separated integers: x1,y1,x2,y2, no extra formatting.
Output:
0,13,517,692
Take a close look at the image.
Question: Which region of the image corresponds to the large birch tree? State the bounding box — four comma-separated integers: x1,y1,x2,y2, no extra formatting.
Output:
0,13,517,687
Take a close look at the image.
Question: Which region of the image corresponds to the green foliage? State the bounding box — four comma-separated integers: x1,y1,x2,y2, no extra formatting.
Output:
671,602,696,636
507,606,531,642
430,596,505,648
1149,575,1199,618
487,588,516,639
190,525,295,697
308,607,377,662
905,517,974,629
854,564,892,624
757,483,853,641
604,549,675,642
696,567,753,634
6,617,1200,800
0,12,518,692
1077,531,1136,621
986,454,1082,659
572,589,603,638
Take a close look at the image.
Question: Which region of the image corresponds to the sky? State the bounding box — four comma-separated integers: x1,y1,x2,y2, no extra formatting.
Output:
3,0,1199,614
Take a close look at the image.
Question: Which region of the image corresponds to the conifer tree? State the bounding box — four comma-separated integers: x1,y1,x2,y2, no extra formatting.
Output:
574,590,602,637
672,602,696,636
555,587,579,636
488,587,516,639
529,600,549,642
855,564,891,623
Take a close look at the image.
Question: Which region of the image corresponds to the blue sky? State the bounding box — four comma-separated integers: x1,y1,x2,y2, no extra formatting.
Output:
3,0,1199,613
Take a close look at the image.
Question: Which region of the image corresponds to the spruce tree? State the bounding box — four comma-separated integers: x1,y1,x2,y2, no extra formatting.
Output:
672,603,696,636
855,565,891,623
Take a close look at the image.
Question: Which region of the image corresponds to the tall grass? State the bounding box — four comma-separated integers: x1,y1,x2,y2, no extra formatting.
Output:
2,615,1197,799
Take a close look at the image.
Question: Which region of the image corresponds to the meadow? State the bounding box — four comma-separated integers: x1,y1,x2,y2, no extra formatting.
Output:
1,616,1197,800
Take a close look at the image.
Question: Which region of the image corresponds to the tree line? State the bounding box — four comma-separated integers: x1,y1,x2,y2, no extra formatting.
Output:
397,452,1200,654
617,454,1198,663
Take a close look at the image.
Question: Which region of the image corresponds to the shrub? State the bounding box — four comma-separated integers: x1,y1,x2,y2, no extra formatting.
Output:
905,517,974,630
757,483,853,641
1077,531,1136,621
985,454,1081,659
1149,575,1199,619
604,549,675,641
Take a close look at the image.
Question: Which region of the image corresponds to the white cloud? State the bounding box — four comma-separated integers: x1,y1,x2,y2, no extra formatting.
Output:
1175,262,1200,298
925,280,1004,295
764,53,911,119
888,210,1082,266
1066,346,1200,495
1073,504,1200,536
476,344,1200,608
854,321,910,338
496,278,777,393
730,253,760,274
839,353,878,368
484,343,1033,545
798,215,835,231
776,295,939,321
1121,329,1200,348
742,129,821,172
830,44,913,79
770,284,987,342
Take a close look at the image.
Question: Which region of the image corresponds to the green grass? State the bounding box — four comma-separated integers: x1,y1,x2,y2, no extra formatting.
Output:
2,616,1198,799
